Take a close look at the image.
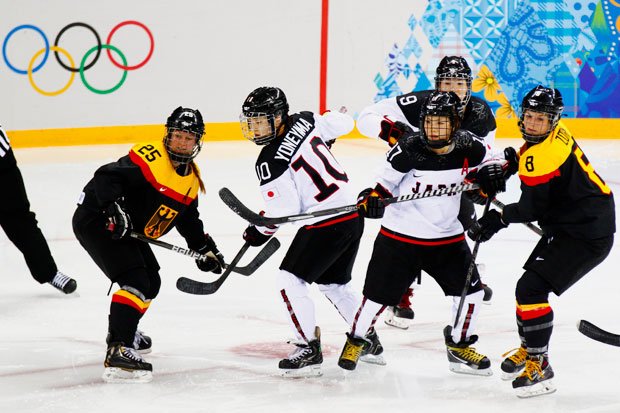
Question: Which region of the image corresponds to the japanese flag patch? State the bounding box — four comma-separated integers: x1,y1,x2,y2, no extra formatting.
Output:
261,187,280,201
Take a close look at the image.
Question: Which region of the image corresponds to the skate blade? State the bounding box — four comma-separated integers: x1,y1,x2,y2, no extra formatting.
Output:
515,380,557,398
280,365,322,378
384,314,411,330
449,363,493,376
360,354,386,366
501,370,523,381
102,367,153,383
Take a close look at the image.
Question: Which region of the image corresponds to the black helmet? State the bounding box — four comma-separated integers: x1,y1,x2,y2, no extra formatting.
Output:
164,106,205,164
518,85,564,144
420,91,461,149
434,56,472,115
240,87,289,145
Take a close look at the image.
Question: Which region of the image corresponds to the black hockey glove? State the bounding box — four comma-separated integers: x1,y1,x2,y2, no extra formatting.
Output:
243,225,273,247
379,119,414,147
357,188,385,219
105,202,132,240
195,234,225,274
503,147,519,178
466,163,506,198
467,209,508,242
464,189,489,206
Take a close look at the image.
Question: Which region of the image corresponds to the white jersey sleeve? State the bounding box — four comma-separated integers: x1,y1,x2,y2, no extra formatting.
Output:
314,111,354,142
356,97,412,139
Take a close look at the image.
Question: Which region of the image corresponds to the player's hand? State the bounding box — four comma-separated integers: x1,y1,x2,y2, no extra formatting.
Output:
242,225,273,247
105,202,132,240
465,163,506,198
357,188,385,219
196,234,225,274
379,119,414,147
467,210,508,242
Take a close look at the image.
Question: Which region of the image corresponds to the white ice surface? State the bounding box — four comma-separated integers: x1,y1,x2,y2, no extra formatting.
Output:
1,138,619,413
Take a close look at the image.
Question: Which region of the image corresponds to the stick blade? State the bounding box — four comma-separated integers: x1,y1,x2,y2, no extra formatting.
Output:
233,237,281,276
577,320,620,347
176,276,222,295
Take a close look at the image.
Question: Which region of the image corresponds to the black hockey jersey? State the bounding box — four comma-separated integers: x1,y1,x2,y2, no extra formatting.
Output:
78,141,206,249
357,90,496,147
0,124,17,172
503,121,615,239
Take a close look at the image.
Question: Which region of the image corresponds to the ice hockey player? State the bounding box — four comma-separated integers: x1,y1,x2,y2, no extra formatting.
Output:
357,56,504,329
338,91,505,375
468,86,615,398
72,107,224,383
239,86,384,377
0,122,77,294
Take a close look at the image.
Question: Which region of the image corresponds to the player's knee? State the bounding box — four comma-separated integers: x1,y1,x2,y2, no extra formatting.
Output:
276,270,310,298
515,270,551,304
318,282,356,300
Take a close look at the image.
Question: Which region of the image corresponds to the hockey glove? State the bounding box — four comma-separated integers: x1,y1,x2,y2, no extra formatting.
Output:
195,234,225,274
105,202,133,240
503,147,519,178
357,188,385,219
467,210,508,242
243,225,273,247
465,163,506,199
464,189,489,206
379,119,414,147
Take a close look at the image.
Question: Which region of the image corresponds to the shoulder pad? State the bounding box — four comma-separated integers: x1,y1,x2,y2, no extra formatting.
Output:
462,97,497,136
519,123,573,184
395,90,432,128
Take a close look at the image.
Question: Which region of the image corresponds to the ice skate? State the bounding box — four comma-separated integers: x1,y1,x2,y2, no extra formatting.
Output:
48,271,77,294
102,342,152,383
384,288,414,330
443,326,492,376
360,327,386,366
133,330,152,354
512,354,556,398
279,327,323,377
338,333,369,371
501,346,527,380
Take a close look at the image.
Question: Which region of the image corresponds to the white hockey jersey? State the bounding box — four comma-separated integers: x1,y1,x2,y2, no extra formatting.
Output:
253,111,355,232
373,130,490,240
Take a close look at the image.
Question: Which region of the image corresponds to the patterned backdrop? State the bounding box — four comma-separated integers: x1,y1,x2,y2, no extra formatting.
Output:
373,0,620,118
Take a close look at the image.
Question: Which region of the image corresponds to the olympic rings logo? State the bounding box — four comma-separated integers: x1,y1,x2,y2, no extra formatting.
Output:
2,21,154,96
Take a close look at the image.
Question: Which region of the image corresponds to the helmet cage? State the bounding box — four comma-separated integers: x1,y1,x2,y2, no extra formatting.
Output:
518,86,564,144
518,108,560,144
239,111,282,145
164,128,203,164
164,107,205,165
420,91,461,149
434,57,473,115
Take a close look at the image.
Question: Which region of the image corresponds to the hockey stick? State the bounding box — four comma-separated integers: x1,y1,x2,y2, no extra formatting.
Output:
577,320,620,347
176,241,252,295
454,197,493,328
490,199,543,236
129,232,279,276
219,183,480,226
